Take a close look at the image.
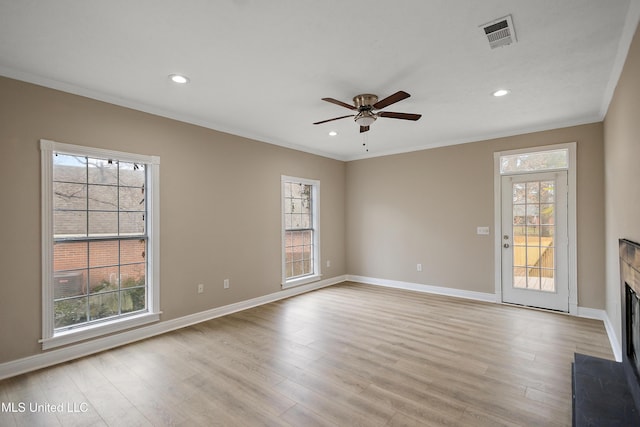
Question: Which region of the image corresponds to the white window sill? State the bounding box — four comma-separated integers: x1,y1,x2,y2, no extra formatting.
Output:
282,274,322,289
40,312,160,350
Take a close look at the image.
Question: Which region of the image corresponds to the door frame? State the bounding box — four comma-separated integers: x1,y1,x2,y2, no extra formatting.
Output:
493,142,577,314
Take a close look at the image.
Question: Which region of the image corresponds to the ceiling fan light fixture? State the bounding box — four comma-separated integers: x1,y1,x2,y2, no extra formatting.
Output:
354,110,377,127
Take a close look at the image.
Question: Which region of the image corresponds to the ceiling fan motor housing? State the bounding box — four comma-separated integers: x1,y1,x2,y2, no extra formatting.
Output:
353,94,378,110
353,94,378,126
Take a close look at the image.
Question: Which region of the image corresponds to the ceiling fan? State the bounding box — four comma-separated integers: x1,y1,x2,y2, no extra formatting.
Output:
313,90,422,133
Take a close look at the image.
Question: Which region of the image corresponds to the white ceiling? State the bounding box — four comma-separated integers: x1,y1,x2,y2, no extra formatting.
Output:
1,0,639,161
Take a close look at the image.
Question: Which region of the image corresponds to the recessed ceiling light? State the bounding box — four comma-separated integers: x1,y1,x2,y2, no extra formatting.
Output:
169,74,190,84
493,89,510,97
329,131,338,136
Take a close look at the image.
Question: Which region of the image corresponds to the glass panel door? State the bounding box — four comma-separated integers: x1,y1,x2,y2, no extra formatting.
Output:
501,172,568,311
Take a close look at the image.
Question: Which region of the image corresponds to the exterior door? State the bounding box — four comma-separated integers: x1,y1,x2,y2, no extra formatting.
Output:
501,171,568,311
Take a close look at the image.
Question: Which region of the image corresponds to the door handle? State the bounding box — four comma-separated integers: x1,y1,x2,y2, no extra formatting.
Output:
503,243,510,248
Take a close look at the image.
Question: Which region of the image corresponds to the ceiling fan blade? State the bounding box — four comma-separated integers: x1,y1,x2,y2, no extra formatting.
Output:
321,97,357,110
377,111,422,121
373,91,410,110
360,125,370,133
313,115,354,125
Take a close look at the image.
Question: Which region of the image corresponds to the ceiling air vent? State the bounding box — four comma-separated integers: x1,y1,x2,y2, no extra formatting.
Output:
481,15,517,49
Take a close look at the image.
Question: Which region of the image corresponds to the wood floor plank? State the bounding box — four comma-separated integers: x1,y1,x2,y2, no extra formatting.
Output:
0,282,614,426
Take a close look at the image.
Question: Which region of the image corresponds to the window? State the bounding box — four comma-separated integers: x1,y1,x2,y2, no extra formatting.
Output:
499,148,568,174
40,140,160,349
281,176,320,287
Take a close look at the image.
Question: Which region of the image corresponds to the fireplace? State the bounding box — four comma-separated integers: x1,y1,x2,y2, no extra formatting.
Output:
620,238,640,409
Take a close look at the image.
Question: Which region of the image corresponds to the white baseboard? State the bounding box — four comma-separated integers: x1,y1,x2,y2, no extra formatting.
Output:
346,275,497,303
0,275,346,381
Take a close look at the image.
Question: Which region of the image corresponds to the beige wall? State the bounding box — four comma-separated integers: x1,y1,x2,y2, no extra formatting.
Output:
604,20,640,346
346,123,605,308
0,77,346,363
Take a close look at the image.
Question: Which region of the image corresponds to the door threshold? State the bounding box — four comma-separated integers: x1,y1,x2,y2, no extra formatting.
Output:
501,301,568,314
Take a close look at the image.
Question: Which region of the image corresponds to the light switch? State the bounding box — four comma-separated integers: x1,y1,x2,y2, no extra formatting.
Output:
477,226,490,235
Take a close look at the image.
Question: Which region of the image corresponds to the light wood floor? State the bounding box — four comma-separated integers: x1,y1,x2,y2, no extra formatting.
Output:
0,282,614,426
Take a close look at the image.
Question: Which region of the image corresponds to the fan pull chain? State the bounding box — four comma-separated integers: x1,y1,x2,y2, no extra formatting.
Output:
362,132,369,152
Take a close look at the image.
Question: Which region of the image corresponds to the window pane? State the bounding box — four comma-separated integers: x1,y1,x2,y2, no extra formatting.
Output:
89,266,119,294
541,226,554,238
540,181,555,203
292,199,302,214
53,154,86,183
120,186,145,211
291,260,304,277
121,288,146,313
119,162,145,187
54,297,87,328
540,204,554,225
541,268,555,280
89,292,119,321
513,245,526,267
526,182,539,203
88,184,118,211
303,230,312,245
54,211,87,237
512,183,525,204
527,268,541,290
120,212,145,235
513,266,526,289
301,198,311,214
121,239,146,264
89,240,119,267
54,270,87,299
285,261,293,278
120,263,145,288
88,158,118,185
88,211,118,236
54,241,88,271
541,247,555,270
300,213,311,228
526,247,540,268
54,182,86,210
500,148,568,174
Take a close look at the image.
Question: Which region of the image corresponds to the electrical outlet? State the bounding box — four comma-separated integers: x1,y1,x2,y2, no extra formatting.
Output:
326,260,331,268
224,279,230,289
417,263,423,272
197,283,204,294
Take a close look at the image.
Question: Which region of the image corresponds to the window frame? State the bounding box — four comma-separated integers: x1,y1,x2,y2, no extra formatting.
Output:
40,139,160,350
281,175,321,288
